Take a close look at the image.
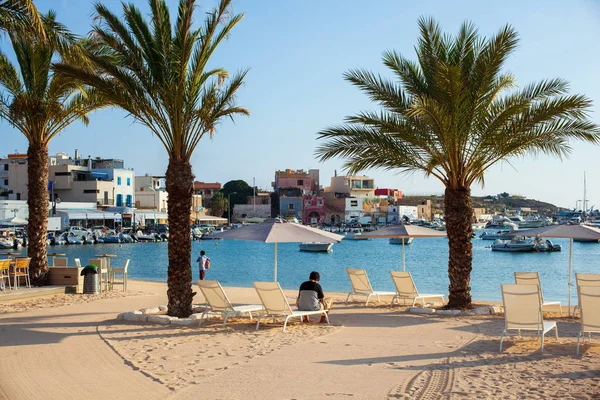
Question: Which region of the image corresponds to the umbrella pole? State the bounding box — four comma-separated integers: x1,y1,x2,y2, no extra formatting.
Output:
402,239,406,272
568,237,573,317
274,242,278,282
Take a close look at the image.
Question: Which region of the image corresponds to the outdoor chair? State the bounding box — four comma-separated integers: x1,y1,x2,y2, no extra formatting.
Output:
196,280,263,327
514,272,562,315
110,259,129,291
574,273,600,318
88,258,108,292
500,284,558,353
253,281,329,332
0,259,11,292
346,268,396,305
576,285,600,355
390,271,445,308
53,257,68,267
12,257,31,289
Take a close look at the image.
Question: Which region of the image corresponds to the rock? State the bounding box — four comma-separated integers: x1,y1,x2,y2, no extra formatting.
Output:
189,313,205,322
466,307,493,316
132,310,143,315
489,306,503,315
171,318,195,326
142,307,161,315
158,305,168,311
408,307,436,314
116,312,125,320
123,312,148,322
436,309,462,316
148,315,174,325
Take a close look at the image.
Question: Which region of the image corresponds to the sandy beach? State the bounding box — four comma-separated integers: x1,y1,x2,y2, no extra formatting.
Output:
0,280,598,400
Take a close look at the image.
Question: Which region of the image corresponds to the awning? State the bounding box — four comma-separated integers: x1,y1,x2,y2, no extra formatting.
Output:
135,212,168,219
91,172,108,179
56,210,122,220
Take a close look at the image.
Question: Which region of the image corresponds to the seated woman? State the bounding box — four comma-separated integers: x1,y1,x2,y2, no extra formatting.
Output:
297,271,333,323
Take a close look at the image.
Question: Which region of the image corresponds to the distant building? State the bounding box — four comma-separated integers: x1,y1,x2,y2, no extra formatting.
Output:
273,169,321,221
324,175,375,200
303,195,326,225
193,181,221,207
4,154,28,200
374,188,402,199
135,175,168,212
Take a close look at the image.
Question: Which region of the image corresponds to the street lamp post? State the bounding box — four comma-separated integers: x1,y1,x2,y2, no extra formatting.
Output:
227,192,237,226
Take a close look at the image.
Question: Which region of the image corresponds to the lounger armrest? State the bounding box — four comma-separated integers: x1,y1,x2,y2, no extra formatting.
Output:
372,291,397,296
542,321,557,334
231,304,264,313
542,301,561,306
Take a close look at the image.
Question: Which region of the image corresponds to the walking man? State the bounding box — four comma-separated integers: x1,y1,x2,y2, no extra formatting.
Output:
196,250,210,280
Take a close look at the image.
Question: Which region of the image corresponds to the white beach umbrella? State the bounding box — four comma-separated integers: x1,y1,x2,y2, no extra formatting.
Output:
211,218,344,281
361,224,447,271
0,216,28,226
521,224,600,316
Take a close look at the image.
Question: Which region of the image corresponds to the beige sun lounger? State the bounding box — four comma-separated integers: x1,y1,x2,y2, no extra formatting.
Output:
576,285,600,355
196,280,263,327
253,282,329,332
52,257,68,267
346,268,396,305
514,272,562,315
500,284,558,353
390,271,445,307
574,273,600,318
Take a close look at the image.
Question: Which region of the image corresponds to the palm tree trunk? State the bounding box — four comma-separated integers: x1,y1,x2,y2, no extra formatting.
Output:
27,142,49,286
444,186,473,309
166,159,195,317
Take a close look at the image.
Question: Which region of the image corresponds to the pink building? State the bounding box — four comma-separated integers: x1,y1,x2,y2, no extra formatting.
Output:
273,169,320,192
303,195,326,225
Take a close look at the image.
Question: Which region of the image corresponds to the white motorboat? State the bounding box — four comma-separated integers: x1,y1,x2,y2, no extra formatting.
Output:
299,242,334,252
389,238,414,245
491,237,535,252
479,230,517,240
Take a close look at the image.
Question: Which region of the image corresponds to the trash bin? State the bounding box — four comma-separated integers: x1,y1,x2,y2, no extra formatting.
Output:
81,265,99,294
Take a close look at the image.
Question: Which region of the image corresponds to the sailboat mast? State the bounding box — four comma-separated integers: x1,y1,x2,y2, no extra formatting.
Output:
583,171,587,218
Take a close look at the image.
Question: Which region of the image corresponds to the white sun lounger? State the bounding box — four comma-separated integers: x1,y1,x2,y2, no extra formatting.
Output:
390,271,445,307
500,284,558,353
346,268,396,305
576,285,600,355
253,282,329,332
514,272,562,315
196,280,263,327
574,273,600,319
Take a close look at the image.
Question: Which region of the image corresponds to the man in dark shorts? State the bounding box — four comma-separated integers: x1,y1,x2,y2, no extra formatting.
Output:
297,271,333,323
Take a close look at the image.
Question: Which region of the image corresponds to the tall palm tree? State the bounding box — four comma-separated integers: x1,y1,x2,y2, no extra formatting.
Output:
316,18,600,309
54,0,248,317
0,11,107,285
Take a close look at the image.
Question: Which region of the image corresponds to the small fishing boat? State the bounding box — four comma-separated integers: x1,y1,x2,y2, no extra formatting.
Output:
299,242,334,252
491,237,535,252
389,238,413,245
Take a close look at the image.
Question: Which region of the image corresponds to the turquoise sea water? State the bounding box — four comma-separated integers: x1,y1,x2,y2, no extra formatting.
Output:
31,233,600,304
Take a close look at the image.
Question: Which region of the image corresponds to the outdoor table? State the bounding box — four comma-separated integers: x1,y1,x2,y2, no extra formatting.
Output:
94,254,117,291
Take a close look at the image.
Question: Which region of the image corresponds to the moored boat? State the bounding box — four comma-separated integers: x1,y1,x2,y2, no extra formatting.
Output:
389,238,413,245
299,242,334,252
491,237,535,252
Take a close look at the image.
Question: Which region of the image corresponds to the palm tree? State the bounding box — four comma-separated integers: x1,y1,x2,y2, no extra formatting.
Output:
0,0,44,37
54,0,248,317
0,11,107,285
316,18,600,309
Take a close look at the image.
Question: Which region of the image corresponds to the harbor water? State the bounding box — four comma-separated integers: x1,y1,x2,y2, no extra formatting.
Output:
36,234,600,304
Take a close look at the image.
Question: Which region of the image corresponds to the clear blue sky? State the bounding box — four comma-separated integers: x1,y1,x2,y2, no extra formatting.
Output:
2,0,600,208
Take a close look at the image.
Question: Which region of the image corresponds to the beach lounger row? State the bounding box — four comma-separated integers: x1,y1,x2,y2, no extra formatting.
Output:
196,280,329,332
500,272,600,355
345,268,445,307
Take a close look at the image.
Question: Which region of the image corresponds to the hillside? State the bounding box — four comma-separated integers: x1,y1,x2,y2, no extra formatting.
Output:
398,195,561,216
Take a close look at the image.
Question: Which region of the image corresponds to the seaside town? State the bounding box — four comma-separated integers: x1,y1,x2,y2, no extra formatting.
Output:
1,1,599,399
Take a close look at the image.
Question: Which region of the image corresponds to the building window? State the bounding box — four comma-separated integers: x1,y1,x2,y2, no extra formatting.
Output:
117,177,122,185
55,172,70,176
116,194,123,207
126,194,132,207
3,164,7,171
83,189,99,194
288,204,294,210
317,199,323,206
3,179,7,185
297,179,303,186
350,200,358,207
126,177,131,186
